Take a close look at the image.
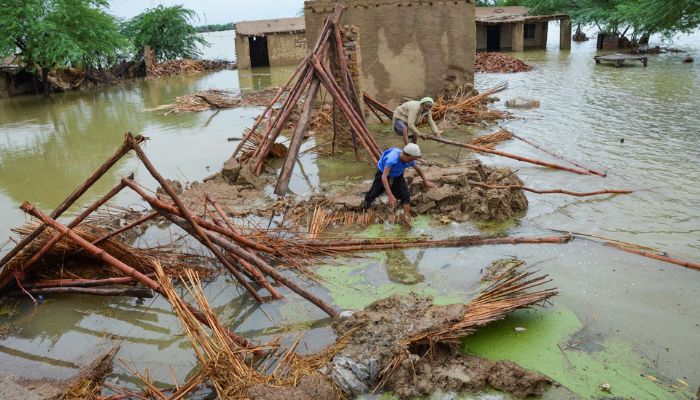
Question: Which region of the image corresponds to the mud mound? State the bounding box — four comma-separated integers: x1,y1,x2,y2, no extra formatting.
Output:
249,375,339,400
387,348,552,398
476,52,533,73
328,160,528,222
327,294,552,398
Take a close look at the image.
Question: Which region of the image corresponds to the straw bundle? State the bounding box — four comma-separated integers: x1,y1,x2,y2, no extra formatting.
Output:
471,128,514,148
431,83,511,125
376,263,557,389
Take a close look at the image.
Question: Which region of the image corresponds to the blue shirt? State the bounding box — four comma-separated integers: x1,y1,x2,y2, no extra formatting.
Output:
377,147,416,177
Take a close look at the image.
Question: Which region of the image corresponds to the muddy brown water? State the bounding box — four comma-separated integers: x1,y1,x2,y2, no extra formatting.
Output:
0,28,699,398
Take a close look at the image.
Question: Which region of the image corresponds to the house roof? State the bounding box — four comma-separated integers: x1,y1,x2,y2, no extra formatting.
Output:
235,17,305,36
475,6,567,24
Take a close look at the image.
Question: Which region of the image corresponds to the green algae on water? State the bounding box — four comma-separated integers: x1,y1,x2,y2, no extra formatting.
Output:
462,307,692,399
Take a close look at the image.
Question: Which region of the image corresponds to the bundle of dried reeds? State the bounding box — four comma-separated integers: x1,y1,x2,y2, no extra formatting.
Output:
471,128,513,148
431,83,510,125
376,263,557,389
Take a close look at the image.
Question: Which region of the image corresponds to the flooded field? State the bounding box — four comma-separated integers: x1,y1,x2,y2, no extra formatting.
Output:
0,26,699,399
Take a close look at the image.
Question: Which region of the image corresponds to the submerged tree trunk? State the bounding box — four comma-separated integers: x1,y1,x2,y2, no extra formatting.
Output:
41,67,49,97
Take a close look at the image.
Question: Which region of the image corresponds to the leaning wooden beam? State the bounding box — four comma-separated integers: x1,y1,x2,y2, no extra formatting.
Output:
122,179,276,254
205,195,284,300
151,206,340,318
276,78,322,195
0,174,133,290
24,276,139,289
511,133,606,177
19,202,258,352
118,176,264,303
467,181,633,196
0,134,142,270
606,244,700,272
425,135,594,175
3,286,153,298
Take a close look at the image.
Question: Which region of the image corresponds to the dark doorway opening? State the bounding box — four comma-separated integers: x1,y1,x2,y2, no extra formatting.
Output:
249,36,270,67
486,25,501,51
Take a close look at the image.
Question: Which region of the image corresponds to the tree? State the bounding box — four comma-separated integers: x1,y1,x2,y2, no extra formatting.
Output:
523,0,700,41
121,5,208,62
0,0,127,95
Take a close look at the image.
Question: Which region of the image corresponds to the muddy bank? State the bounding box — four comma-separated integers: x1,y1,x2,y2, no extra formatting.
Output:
324,294,552,398
179,158,528,224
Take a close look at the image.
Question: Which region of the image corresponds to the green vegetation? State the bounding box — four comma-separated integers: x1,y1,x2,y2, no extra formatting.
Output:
522,0,700,41
195,22,235,33
0,0,127,95
121,5,208,61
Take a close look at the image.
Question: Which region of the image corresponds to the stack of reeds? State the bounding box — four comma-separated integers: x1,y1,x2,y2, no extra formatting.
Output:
376,262,557,389
232,4,382,195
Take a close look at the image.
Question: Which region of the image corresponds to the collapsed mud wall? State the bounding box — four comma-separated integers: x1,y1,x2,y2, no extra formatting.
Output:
304,0,476,101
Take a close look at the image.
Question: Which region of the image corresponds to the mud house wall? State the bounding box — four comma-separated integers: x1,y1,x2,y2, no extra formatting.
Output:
235,33,252,69
236,32,307,69
476,21,547,50
267,33,308,66
305,0,476,102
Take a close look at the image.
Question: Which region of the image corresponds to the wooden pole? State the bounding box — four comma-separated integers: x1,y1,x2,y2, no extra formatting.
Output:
511,133,606,177
0,174,133,290
24,276,140,289
19,202,258,352
118,179,263,303
606,244,700,272
205,196,284,300
121,179,276,254
0,134,142,270
275,78,321,195
425,135,593,175
466,181,633,196
3,286,154,298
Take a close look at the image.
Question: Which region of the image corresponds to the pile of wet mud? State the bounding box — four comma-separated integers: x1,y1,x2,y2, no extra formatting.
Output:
324,160,528,222
180,158,528,224
324,294,552,398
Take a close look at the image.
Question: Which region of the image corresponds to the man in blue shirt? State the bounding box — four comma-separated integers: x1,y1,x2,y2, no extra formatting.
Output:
361,143,436,218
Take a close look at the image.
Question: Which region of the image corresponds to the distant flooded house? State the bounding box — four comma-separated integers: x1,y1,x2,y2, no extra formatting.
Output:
476,6,570,51
234,17,308,69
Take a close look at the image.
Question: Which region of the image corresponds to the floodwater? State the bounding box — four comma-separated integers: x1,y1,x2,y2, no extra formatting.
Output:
0,25,699,399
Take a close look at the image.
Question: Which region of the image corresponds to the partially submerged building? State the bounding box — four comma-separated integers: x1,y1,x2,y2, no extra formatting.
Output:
235,17,307,69
476,6,570,51
304,0,476,101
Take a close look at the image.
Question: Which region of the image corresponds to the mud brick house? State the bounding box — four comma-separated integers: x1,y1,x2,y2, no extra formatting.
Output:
304,0,476,101
476,6,571,51
235,17,308,69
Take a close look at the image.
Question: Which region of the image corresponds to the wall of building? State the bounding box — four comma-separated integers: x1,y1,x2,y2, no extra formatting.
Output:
235,34,251,69
267,33,308,66
305,0,476,102
476,21,548,51
236,32,307,69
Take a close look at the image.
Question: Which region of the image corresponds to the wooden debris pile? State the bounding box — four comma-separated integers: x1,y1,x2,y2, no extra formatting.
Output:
146,87,283,114
147,59,234,78
233,5,382,195
475,52,533,73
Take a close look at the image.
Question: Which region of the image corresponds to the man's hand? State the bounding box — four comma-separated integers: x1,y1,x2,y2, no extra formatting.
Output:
387,194,398,208
424,180,437,190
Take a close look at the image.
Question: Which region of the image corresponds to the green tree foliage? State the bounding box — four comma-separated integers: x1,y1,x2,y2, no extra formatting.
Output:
523,0,700,39
194,22,235,33
0,0,126,94
122,5,208,61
